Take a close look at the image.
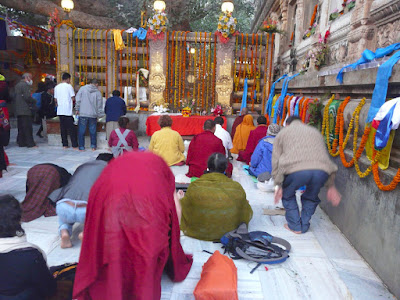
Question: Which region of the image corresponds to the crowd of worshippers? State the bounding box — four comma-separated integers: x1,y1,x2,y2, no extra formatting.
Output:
0,96,342,298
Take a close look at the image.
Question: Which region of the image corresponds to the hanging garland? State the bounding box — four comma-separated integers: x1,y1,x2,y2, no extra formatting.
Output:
236,34,244,93
174,32,179,109
182,31,189,101
165,31,170,103
177,31,184,104
267,34,275,105
72,29,77,87
233,36,238,91
212,32,217,107
193,32,198,104
372,145,400,191
100,30,105,95
303,4,318,39
257,34,262,104
202,32,207,109
170,31,175,104
105,29,111,97
206,32,212,111
262,33,269,109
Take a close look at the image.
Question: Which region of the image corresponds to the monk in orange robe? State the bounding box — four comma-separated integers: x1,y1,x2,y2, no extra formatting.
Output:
237,116,269,164
230,107,248,139
231,115,255,154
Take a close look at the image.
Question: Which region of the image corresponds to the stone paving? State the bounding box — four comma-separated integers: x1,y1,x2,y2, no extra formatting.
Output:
0,126,395,299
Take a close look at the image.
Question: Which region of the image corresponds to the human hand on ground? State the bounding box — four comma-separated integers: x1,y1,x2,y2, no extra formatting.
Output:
327,186,341,207
176,189,185,199
274,187,282,205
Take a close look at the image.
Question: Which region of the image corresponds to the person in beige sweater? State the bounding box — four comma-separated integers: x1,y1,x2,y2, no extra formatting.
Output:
272,116,341,234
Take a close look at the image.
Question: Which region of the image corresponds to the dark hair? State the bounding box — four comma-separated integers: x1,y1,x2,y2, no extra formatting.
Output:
214,116,224,126
158,115,173,128
45,81,56,91
36,82,46,93
112,90,121,97
90,78,98,85
118,116,130,129
0,194,24,238
207,153,228,174
96,153,114,162
257,116,267,125
203,119,216,131
286,116,302,125
62,73,71,81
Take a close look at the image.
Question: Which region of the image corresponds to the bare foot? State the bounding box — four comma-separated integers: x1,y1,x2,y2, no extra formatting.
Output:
63,146,69,149
91,148,96,151
284,223,301,234
60,230,72,248
78,232,83,241
72,147,79,150
79,149,85,152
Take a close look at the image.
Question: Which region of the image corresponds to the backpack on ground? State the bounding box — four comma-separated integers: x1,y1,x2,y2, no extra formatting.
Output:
220,223,291,265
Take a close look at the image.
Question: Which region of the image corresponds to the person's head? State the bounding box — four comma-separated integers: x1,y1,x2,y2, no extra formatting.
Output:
286,116,302,125
241,107,248,116
214,116,224,126
112,90,121,97
207,153,228,174
158,115,173,128
62,73,71,83
45,81,56,95
267,124,281,136
0,194,24,238
118,116,130,129
257,116,267,125
96,153,114,163
22,73,33,86
203,119,216,133
36,82,46,93
90,78,99,87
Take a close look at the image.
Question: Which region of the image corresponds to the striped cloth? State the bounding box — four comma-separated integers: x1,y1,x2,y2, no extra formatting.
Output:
21,165,61,222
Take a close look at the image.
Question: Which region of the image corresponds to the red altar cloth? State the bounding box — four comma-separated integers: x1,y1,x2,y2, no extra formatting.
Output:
146,115,227,136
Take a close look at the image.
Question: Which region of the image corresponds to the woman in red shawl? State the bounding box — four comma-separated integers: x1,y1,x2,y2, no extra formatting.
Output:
73,152,193,300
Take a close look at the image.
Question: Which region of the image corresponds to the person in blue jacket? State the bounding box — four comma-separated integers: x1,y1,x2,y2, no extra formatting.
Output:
104,90,127,140
249,124,280,177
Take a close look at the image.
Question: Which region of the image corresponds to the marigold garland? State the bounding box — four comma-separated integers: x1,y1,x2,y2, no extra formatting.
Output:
267,34,274,104
135,37,138,73
257,34,263,104
233,36,238,91
177,32,183,106
170,31,176,104
165,31,169,103
262,34,269,109
100,30,105,95
72,29,77,86
327,96,351,155
212,32,217,106
193,32,197,104
372,146,400,191
206,32,212,110
78,30,82,85
105,29,111,97
202,32,207,109
310,4,318,27
182,32,189,101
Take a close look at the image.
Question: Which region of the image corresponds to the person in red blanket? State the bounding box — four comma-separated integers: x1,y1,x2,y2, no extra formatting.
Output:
237,116,269,164
186,119,233,178
0,74,10,178
73,152,193,300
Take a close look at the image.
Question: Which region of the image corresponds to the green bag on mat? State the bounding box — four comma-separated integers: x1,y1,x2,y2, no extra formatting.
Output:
327,100,342,143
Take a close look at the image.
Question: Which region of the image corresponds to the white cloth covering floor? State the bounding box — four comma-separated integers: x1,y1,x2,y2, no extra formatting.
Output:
0,131,395,300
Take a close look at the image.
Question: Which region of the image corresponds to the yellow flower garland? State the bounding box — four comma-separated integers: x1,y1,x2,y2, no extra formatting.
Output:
206,32,212,110
174,32,179,108
193,32,198,104
72,29,77,86
233,36,238,91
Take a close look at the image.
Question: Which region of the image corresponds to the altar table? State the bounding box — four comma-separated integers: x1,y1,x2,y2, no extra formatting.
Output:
146,115,227,136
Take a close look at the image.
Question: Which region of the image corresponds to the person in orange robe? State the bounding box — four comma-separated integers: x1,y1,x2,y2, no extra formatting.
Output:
237,116,269,164
231,114,255,154
186,119,233,178
230,107,248,138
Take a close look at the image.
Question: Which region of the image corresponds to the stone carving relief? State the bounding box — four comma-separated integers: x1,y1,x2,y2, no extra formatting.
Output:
149,49,166,106
376,20,400,48
216,75,233,97
329,43,349,64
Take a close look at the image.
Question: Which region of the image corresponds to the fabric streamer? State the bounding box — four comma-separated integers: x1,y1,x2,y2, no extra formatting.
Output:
112,29,125,51
273,73,300,123
337,43,400,84
366,127,395,170
265,74,287,115
366,51,400,123
132,27,147,40
375,104,396,150
240,78,248,115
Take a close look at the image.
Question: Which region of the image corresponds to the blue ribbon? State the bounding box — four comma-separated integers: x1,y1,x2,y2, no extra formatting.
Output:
337,43,400,84
240,78,248,115
132,27,147,40
366,50,400,123
294,98,301,116
265,74,287,115
273,73,300,123
375,103,397,150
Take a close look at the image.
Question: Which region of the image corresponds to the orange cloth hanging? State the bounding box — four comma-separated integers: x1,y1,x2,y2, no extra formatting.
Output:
112,29,125,51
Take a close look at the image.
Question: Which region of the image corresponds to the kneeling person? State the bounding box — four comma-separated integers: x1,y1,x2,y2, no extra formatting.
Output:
108,116,139,157
180,153,253,241
49,153,114,248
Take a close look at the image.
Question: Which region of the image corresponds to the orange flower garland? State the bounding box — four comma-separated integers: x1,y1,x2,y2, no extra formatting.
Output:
165,31,169,103
212,32,217,106
372,146,400,191
202,32,207,109
237,33,244,93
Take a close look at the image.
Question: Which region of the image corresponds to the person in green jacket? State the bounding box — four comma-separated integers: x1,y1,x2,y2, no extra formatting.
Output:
180,153,253,241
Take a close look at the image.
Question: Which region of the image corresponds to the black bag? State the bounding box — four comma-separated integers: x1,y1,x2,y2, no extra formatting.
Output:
220,223,291,265
47,263,78,300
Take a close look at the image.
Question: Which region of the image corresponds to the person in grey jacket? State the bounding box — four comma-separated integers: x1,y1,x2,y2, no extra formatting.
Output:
49,153,113,248
14,73,37,148
75,79,104,151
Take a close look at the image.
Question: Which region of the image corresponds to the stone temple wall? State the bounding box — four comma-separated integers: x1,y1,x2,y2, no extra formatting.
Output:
252,0,400,298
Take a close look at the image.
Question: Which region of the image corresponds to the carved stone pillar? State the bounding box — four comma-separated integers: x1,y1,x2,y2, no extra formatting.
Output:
148,37,167,109
56,25,73,84
294,0,304,46
370,0,400,48
347,0,375,61
215,38,235,113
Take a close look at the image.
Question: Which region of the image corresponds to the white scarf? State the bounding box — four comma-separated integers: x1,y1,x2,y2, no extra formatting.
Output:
0,236,47,261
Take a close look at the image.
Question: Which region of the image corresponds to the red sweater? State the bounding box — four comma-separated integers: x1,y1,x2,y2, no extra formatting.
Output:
108,128,139,150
